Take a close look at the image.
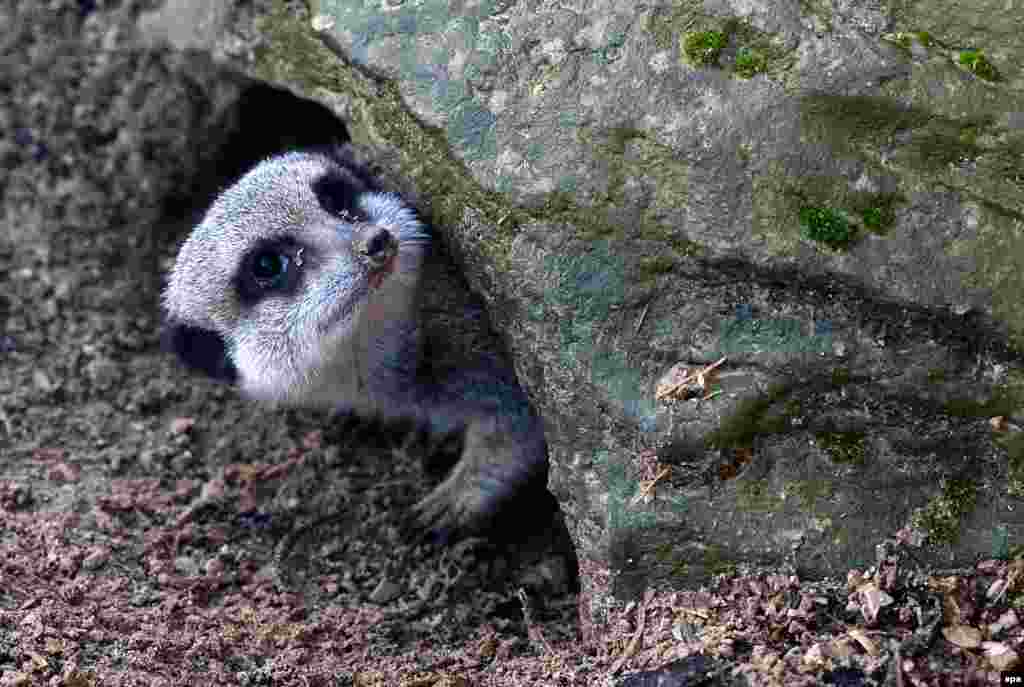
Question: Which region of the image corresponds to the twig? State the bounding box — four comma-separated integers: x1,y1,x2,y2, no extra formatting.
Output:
656,356,727,400
630,465,671,505
634,301,651,336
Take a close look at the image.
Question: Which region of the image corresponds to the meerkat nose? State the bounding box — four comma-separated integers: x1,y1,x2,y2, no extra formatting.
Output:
353,223,399,270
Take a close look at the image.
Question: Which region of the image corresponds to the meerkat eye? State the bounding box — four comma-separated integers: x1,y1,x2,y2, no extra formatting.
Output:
235,240,303,305
251,251,290,289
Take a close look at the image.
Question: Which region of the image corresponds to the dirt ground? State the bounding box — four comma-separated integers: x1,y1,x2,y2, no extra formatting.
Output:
1,1,1023,685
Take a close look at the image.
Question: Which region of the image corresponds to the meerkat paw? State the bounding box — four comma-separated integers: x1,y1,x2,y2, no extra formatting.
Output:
413,414,547,542
413,465,490,543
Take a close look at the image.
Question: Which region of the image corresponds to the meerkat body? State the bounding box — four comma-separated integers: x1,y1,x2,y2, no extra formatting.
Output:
163,145,552,540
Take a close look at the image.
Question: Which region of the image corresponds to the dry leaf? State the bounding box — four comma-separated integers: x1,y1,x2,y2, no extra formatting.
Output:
857,583,893,624
987,578,1007,601
847,627,879,656
656,357,726,400
827,637,858,659
630,465,671,505
990,416,1009,432
983,641,1020,671
990,609,1019,636
801,643,827,669
942,624,981,649
655,363,692,400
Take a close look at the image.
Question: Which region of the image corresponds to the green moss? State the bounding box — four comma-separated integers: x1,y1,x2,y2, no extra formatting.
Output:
640,226,701,256
724,18,797,82
734,46,767,78
706,384,794,450
656,542,739,579
799,206,856,249
831,367,851,387
884,30,936,52
849,192,903,235
647,10,795,81
752,161,906,256
960,203,1024,350
646,3,704,52
799,94,928,156
613,125,647,149
791,479,835,512
817,431,868,466
798,0,833,32
943,382,1024,418
756,169,904,250
574,124,700,254
1002,432,1024,498
861,207,884,231
887,32,914,50
911,477,978,546
638,255,677,280
959,49,1000,82
699,545,739,577
783,398,804,417
736,478,782,512
683,31,727,66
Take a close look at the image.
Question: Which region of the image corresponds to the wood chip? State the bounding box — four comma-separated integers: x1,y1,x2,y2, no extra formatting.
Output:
942,624,982,649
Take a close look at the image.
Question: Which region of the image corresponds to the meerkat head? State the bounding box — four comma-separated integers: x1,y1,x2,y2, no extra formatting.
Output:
162,148,430,407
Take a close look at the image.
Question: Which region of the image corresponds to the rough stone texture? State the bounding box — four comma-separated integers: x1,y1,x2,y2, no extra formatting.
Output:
12,0,1022,647
309,0,1023,332
234,0,1024,641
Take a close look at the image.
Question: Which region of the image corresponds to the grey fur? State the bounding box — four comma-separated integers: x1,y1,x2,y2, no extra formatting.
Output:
163,145,551,539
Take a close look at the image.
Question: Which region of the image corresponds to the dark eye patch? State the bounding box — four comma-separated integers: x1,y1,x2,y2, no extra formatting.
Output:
311,169,371,222
162,321,237,383
235,238,303,306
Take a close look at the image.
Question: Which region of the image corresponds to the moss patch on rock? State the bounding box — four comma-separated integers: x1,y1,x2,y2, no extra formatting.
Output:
682,30,727,66
734,46,768,78
1003,433,1024,498
958,49,1000,82
911,477,979,546
817,431,868,466
798,206,856,249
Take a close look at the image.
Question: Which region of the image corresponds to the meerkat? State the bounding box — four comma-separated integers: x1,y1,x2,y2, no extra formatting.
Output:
162,144,558,544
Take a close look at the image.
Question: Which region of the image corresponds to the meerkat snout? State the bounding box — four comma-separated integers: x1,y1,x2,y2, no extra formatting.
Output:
353,224,398,269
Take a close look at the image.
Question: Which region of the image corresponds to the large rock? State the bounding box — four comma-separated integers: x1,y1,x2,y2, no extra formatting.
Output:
138,0,1023,640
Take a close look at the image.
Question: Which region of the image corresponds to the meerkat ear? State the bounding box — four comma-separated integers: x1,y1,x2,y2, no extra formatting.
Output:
161,320,238,383
323,144,388,190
